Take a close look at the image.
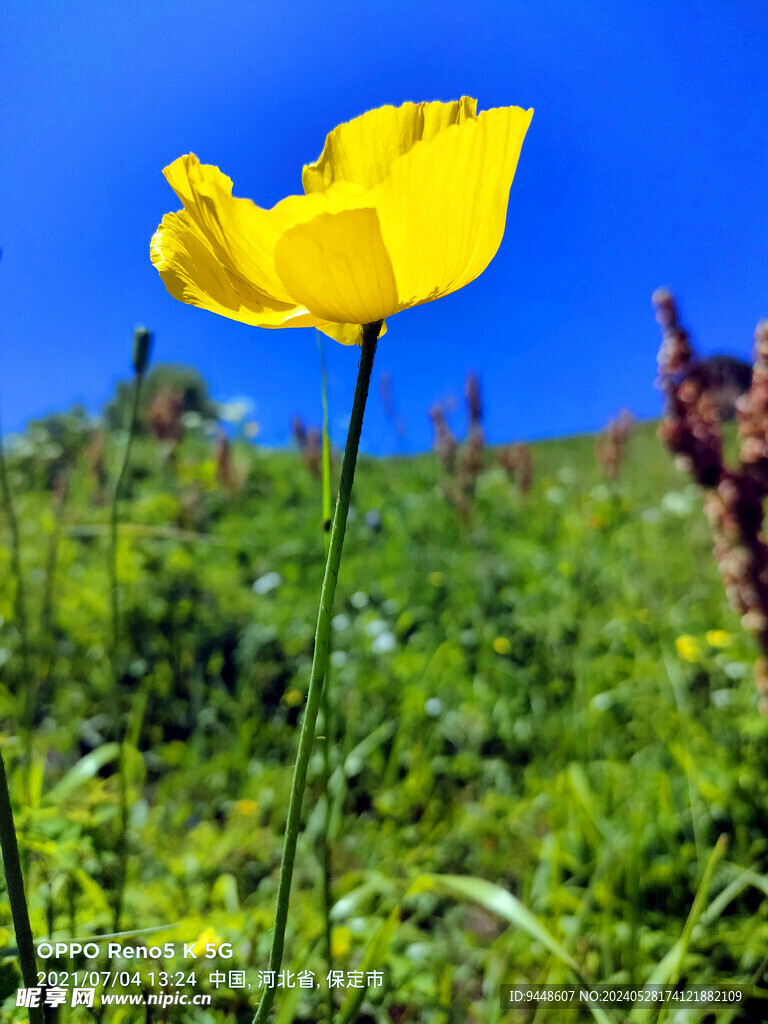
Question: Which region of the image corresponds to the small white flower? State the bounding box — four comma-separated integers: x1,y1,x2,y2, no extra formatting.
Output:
253,571,282,595
218,396,255,423
371,632,396,655
364,619,388,638
711,688,732,708
424,697,443,716
181,411,203,429
661,490,697,517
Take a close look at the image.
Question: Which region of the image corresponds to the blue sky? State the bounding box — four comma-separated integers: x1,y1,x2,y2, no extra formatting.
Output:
2,0,767,453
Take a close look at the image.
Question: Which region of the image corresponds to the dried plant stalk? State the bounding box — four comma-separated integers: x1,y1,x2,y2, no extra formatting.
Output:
498,442,533,495
654,288,768,711
292,415,323,479
596,409,634,480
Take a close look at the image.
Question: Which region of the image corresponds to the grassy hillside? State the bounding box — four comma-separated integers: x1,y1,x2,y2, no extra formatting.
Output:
1,411,767,1023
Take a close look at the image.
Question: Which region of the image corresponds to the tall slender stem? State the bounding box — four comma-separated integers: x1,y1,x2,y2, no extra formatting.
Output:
109,362,147,932
0,400,44,1023
316,332,335,1023
253,322,380,1024
0,752,43,1024
317,332,333,536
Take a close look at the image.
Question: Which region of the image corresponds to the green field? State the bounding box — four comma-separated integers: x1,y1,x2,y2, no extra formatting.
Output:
1,402,767,1023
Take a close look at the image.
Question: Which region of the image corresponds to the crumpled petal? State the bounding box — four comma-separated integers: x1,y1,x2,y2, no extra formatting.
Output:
150,209,323,328
373,105,533,311
303,97,477,194
274,207,398,324
162,155,297,306
152,155,386,329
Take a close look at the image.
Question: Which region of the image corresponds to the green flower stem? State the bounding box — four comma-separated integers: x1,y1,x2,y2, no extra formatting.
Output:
253,321,380,1024
316,332,335,1023
109,365,146,932
0,751,44,1024
320,678,334,1024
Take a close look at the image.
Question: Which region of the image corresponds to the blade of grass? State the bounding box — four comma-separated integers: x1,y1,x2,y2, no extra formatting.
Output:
0,751,44,1024
0,396,33,732
337,908,400,1024
44,743,120,804
629,834,728,1024
413,873,617,1024
108,327,151,931
0,396,45,1023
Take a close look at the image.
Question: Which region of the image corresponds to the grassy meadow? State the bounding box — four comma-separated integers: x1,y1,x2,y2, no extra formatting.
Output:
1,390,768,1023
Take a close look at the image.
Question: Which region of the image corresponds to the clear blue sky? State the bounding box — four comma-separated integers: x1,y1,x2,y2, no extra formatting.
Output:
2,0,767,453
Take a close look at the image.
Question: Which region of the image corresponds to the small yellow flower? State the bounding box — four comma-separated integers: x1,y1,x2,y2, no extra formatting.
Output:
493,636,512,656
428,571,444,587
675,635,702,663
151,99,532,345
282,688,303,708
331,926,352,959
233,799,258,816
706,630,733,649
191,927,222,957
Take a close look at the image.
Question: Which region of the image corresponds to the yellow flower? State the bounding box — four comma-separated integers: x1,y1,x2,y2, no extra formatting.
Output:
706,629,733,649
428,571,444,587
190,927,222,957
233,799,258,816
675,635,702,663
331,926,352,959
151,99,532,345
493,636,512,656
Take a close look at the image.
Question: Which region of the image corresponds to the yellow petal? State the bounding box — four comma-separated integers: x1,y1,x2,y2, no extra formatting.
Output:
154,154,392,329
274,207,398,324
150,210,323,329
162,155,297,305
374,105,533,311
303,97,478,194
151,212,317,328
317,321,388,346
318,323,362,345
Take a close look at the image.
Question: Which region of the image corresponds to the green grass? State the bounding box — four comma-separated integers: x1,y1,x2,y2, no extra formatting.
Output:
1,412,767,1023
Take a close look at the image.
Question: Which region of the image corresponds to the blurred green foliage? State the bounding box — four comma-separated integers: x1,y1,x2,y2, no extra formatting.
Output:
103,364,218,433
0,400,767,1023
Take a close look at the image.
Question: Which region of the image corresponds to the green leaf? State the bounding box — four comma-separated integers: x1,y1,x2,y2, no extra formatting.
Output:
417,874,616,1024
416,873,579,971
45,743,120,804
337,908,400,1024
629,835,728,1023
